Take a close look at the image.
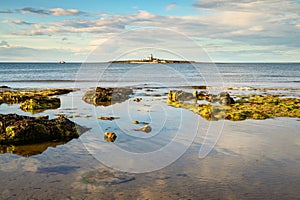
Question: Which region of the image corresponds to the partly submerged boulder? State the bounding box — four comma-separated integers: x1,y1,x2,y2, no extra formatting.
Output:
168,90,194,102
82,87,133,106
216,92,235,105
0,114,88,145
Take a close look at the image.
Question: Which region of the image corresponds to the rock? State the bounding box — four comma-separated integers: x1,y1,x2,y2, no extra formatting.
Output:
139,125,152,133
20,97,60,113
194,91,213,102
132,120,139,124
133,97,142,102
104,132,117,142
0,88,74,113
168,90,194,102
0,85,9,89
216,92,235,105
168,93,300,121
98,116,120,120
0,114,88,145
82,87,133,106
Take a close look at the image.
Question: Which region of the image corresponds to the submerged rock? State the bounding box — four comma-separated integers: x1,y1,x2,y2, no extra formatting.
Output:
82,87,133,106
82,169,135,186
0,114,88,145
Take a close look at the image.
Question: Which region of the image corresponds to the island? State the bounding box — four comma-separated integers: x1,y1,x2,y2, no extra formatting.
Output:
111,54,195,64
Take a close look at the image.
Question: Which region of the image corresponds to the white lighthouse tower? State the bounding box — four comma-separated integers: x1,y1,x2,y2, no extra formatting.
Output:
148,54,153,62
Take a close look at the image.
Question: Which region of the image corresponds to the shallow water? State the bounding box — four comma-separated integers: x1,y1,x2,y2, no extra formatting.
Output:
0,86,300,199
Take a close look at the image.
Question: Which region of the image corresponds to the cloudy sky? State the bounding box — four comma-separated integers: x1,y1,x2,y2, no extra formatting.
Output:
0,0,299,62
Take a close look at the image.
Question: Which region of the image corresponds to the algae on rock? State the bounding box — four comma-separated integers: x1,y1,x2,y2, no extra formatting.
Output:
168,93,300,121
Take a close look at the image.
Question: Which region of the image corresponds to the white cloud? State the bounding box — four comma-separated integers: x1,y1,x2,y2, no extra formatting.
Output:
0,7,85,16
1,1,300,62
166,3,176,11
49,8,83,16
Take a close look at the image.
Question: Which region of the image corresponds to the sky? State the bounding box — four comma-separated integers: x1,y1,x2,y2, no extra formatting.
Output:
0,0,299,62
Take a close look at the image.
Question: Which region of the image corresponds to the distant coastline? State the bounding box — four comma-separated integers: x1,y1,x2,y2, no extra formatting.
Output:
111,54,195,64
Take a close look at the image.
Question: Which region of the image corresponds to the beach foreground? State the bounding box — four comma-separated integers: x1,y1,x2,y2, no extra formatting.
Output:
0,85,299,199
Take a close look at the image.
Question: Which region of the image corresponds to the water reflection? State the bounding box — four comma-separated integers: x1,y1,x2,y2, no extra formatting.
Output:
0,141,67,157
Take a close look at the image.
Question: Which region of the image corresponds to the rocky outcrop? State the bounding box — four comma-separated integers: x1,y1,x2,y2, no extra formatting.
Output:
0,114,88,145
20,97,60,113
82,87,133,106
0,88,74,113
168,93,300,121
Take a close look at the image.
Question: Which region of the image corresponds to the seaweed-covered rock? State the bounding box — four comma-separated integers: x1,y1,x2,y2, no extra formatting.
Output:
168,90,194,102
194,91,213,102
0,88,75,113
20,97,60,113
0,114,88,145
168,93,300,121
216,92,235,105
82,87,133,106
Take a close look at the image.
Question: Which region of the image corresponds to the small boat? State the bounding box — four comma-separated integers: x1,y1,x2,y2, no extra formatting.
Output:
59,61,66,64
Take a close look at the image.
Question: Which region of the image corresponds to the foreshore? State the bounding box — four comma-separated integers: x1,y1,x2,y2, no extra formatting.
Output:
0,84,300,199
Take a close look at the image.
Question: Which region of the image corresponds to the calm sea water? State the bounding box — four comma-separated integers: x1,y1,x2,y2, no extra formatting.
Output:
0,62,299,88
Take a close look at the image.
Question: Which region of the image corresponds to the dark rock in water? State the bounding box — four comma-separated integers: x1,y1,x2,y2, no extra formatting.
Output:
133,97,142,102
168,90,194,102
82,87,133,106
132,120,139,124
104,132,117,142
216,92,235,105
0,85,9,89
98,116,120,120
134,125,152,133
0,114,88,145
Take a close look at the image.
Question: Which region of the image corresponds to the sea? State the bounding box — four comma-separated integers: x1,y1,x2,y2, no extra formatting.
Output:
0,62,299,89
0,62,300,199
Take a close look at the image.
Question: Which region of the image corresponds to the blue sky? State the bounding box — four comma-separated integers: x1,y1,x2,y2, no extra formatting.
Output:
0,0,299,62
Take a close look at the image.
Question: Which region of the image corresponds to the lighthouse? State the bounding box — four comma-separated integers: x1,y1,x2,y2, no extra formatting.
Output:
148,54,153,62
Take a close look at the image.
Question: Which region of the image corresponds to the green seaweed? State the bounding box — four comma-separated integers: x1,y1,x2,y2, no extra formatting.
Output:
168,94,300,121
